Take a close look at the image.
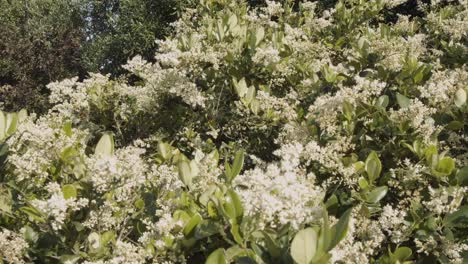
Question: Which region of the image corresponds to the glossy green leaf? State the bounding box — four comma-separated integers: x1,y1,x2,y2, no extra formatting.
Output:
22,226,38,243
365,151,382,183
435,157,455,176
6,112,18,135
63,122,73,137
59,255,80,264
393,247,412,261
396,93,411,108
178,160,194,188
228,150,244,182
0,186,12,213
20,206,46,223
95,133,114,156
376,95,389,108
358,177,369,190
291,228,317,264
444,206,468,227
62,184,77,200
101,230,116,246
235,78,248,97
366,186,388,203
424,145,438,167
0,111,5,140
230,224,243,245
206,248,227,264
88,232,101,249
18,109,27,122
255,26,265,46
456,166,468,186
329,209,352,249
158,141,173,160
183,213,202,236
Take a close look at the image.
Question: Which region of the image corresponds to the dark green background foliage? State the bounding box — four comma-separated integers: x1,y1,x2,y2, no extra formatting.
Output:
0,0,85,112
0,0,186,113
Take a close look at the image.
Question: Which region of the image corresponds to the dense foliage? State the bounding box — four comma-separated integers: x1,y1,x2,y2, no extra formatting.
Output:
0,0,185,113
0,0,467,263
0,0,85,112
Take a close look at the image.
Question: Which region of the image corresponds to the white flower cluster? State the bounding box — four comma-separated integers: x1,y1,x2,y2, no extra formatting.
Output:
234,143,324,230
308,76,386,135
7,116,87,184
31,182,88,231
0,229,28,264
86,146,148,199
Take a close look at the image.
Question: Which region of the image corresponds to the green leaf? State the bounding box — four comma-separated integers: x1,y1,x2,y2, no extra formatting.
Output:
20,206,46,223
376,95,389,108
255,26,265,46
221,190,243,223
329,209,352,249
63,122,73,137
178,160,194,188
173,210,191,223
291,228,318,264
18,109,27,122
261,231,281,258
435,157,455,176
62,185,77,200
158,142,173,160
88,232,101,249
228,14,238,29
365,151,382,183
444,206,468,227
0,111,5,140
366,186,388,203
227,190,243,219
358,177,369,190
454,88,466,107
354,161,365,172
325,194,338,210
446,121,464,131
22,226,38,243
59,255,80,264
393,247,412,261
342,101,354,120
396,93,411,108
206,248,227,264
6,113,18,135
424,145,438,167
250,99,260,114
230,224,244,246
234,78,248,97
134,199,145,210
100,230,116,246
318,209,332,253
95,133,114,156
194,220,220,240
244,86,256,105
0,186,12,213
228,150,244,182
183,213,202,236
456,166,468,186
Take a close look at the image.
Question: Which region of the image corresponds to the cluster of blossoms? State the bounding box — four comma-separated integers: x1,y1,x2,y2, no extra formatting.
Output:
0,0,467,263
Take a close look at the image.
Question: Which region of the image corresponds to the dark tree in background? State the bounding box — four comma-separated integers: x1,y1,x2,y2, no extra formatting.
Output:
0,0,85,112
81,0,184,75
0,0,186,113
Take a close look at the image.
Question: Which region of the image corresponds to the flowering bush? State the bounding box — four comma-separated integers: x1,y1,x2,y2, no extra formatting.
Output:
0,0,467,263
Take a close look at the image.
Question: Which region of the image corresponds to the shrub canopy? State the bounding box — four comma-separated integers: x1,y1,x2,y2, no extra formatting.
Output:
0,0,467,263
